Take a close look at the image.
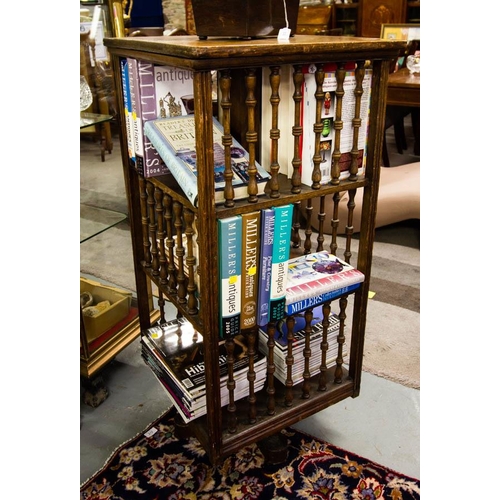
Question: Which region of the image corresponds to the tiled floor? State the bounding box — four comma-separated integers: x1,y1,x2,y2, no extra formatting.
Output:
80,115,420,484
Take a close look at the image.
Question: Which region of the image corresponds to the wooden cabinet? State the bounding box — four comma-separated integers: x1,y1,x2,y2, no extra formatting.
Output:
332,3,360,36
104,34,404,464
359,0,407,38
296,4,333,35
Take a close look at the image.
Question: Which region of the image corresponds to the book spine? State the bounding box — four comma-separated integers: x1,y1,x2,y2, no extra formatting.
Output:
286,269,365,303
218,216,242,338
285,281,362,315
240,211,261,330
119,58,135,165
256,208,275,326
127,57,144,176
137,60,170,178
269,204,293,322
143,120,199,206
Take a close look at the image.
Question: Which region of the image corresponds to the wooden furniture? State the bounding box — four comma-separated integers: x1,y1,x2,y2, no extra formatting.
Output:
297,4,333,35
332,2,359,36
386,68,420,158
104,34,404,464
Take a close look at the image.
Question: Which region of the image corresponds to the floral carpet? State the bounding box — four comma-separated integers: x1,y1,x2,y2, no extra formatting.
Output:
80,409,420,499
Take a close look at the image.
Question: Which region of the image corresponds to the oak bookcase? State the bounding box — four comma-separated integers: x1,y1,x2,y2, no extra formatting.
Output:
104,34,404,464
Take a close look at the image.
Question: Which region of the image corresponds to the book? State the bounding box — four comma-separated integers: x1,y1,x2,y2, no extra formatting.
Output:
301,63,373,185
218,216,242,338
256,208,275,326
258,305,341,385
127,57,144,176
269,204,294,322
141,318,267,423
136,60,170,177
285,251,365,306
285,282,362,316
119,58,135,165
143,115,271,207
240,211,261,330
153,65,195,118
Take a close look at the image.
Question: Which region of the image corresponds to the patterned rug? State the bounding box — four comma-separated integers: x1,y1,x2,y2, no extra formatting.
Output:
80,408,420,499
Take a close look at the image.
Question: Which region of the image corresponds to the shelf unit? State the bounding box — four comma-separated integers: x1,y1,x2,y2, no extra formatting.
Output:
104,34,404,464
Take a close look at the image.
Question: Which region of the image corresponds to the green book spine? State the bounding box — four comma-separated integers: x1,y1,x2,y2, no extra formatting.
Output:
218,216,242,338
269,204,294,322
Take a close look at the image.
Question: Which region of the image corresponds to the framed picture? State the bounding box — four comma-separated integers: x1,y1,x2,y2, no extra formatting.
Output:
380,24,420,41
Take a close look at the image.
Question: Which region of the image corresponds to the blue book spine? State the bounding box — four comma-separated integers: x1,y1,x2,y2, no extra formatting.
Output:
269,204,294,322
137,60,170,178
257,208,275,326
127,57,144,176
285,282,362,316
119,58,135,165
218,216,242,338
143,119,199,206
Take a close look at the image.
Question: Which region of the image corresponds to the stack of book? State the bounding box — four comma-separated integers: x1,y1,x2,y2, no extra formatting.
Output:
258,305,341,386
141,317,267,423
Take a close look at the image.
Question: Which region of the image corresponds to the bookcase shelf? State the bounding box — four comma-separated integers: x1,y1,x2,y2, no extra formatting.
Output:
104,34,404,465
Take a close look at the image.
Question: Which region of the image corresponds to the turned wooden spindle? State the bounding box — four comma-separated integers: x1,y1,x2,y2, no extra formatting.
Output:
304,199,313,255
158,290,166,324
291,64,304,194
219,69,235,208
147,181,159,274
164,195,177,294
266,321,277,415
311,64,325,189
225,335,237,433
318,302,332,391
343,189,356,260
184,208,199,315
245,68,259,202
316,196,325,252
330,191,341,255
157,191,168,285
139,177,151,267
291,201,302,249
330,63,346,185
285,315,296,407
348,62,366,181
246,327,258,424
268,65,281,198
301,308,313,399
173,201,186,303
334,296,348,384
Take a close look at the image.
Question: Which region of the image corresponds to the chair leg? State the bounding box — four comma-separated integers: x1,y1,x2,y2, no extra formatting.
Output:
382,132,390,167
394,118,407,153
411,108,420,156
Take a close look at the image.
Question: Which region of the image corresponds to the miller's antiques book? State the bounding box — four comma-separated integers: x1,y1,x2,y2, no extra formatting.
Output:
136,60,170,177
285,251,365,308
256,208,275,326
143,115,271,207
218,216,242,338
241,211,261,330
269,204,294,322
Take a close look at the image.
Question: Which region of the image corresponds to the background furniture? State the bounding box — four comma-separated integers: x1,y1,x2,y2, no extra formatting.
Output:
105,33,404,464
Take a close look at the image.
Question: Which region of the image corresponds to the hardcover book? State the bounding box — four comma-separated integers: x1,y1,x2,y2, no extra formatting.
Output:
127,57,144,176
153,65,195,118
119,58,135,165
301,63,373,185
269,204,294,322
136,60,170,177
218,216,242,338
240,211,261,330
143,115,271,207
256,208,275,326
286,251,365,305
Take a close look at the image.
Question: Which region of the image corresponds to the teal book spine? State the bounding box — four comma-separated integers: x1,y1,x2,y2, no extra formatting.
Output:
256,208,275,326
269,204,294,322
218,216,242,338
